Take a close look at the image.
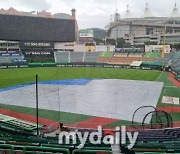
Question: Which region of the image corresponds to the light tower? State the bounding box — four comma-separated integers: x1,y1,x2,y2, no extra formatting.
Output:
124,5,133,19
171,2,179,18
143,3,154,18
71,9,76,19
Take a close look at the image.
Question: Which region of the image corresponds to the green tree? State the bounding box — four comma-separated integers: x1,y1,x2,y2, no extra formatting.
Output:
172,43,180,50
106,38,116,45
106,38,131,47
116,38,131,48
94,38,104,45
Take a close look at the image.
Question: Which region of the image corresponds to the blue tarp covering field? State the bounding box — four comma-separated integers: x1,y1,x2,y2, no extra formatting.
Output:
0,79,92,92
39,79,92,85
0,83,34,92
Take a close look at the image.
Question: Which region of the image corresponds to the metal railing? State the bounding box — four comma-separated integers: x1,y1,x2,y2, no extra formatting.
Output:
0,144,113,154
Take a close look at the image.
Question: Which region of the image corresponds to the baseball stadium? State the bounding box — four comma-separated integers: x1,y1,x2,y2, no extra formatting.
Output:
0,7,180,154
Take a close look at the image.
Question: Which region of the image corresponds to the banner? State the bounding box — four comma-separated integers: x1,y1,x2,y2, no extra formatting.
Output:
79,29,93,38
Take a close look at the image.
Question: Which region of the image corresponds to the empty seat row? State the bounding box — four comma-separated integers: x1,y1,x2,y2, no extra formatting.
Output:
54,51,100,63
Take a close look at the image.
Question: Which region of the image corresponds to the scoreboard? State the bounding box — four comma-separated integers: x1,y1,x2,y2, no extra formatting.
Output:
0,14,75,42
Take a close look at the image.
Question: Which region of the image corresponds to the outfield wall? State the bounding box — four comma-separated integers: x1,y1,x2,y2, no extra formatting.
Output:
0,62,162,71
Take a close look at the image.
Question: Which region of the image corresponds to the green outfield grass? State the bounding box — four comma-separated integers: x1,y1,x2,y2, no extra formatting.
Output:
0,67,179,127
0,67,160,89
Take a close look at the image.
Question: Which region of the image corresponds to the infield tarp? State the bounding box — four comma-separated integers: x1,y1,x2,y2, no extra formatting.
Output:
0,79,163,123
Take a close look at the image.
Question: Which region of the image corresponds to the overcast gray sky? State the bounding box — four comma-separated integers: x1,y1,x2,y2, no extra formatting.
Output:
0,0,178,29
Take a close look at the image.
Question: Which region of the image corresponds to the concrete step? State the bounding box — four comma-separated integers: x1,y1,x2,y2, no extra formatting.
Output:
111,144,122,154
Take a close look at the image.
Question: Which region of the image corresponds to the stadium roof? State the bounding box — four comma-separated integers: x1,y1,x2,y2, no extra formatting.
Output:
171,2,179,18
54,13,74,20
6,7,21,15
113,3,180,20
124,5,133,19
0,7,75,20
143,3,154,18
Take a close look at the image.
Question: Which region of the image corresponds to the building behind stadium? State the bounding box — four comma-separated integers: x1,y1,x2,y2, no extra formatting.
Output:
0,7,78,61
106,3,180,46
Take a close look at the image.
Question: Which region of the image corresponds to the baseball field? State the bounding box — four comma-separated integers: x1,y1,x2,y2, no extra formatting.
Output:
0,67,179,128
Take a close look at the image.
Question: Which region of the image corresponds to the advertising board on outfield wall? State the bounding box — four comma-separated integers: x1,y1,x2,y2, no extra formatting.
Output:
79,29,93,38
145,45,171,53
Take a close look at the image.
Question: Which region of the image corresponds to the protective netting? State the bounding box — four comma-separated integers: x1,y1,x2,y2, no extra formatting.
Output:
132,106,173,129
142,110,173,129
132,106,156,125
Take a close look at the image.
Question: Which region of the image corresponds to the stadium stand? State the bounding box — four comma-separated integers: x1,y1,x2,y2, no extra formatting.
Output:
172,60,180,68
99,51,114,57
155,52,180,65
0,57,11,63
128,53,143,58
84,52,100,63
110,57,132,65
0,50,26,64
114,53,128,58
171,58,180,74
161,51,180,74
70,52,84,62
0,120,112,153
0,112,180,154
55,51,100,63
98,56,112,63
54,51,70,63
121,128,180,154
110,57,155,65
171,51,180,60
175,74,180,80
174,66,180,74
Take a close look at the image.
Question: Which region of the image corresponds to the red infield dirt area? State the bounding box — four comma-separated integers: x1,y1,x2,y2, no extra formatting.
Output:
0,107,180,131
72,117,118,129
0,108,118,129
173,122,180,127
0,108,56,125
157,106,180,113
168,72,180,88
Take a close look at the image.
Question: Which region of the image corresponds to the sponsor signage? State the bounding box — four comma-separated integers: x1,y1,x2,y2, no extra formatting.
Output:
24,51,51,55
0,65,28,69
145,45,171,53
20,42,54,48
79,29,93,38
0,51,21,56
